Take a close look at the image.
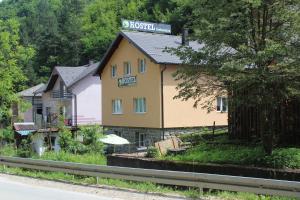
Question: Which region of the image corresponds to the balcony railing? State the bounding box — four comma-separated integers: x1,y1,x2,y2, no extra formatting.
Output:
51,90,72,99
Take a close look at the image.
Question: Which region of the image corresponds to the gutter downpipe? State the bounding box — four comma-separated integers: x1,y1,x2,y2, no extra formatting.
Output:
161,64,167,140
72,93,78,131
32,94,35,123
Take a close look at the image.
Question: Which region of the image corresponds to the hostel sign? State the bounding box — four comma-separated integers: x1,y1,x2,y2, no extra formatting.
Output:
122,19,171,34
118,76,137,87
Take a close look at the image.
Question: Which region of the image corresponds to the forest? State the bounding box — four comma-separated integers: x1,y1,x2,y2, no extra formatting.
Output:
0,0,190,85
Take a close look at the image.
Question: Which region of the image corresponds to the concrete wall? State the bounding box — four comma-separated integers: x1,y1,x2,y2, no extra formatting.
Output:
107,155,300,181
163,65,228,128
71,74,102,125
101,38,162,128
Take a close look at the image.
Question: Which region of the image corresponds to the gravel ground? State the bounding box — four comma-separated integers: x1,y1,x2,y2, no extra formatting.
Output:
0,173,224,200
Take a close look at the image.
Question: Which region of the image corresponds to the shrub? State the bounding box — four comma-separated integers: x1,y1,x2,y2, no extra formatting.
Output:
146,146,160,158
80,125,105,154
0,144,16,156
0,127,14,143
17,139,33,158
258,148,300,169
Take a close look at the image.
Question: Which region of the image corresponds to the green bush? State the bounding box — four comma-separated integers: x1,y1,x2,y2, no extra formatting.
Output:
0,127,14,143
258,148,300,169
80,125,105,154
17,139,33,158
146,146,160,158
0,144,17,156
57,125,86,154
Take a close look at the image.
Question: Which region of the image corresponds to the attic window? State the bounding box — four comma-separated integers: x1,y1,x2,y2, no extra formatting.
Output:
124,62,131,76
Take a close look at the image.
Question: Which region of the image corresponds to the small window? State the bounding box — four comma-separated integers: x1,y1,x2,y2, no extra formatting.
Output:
217,97,228,112
135,132,145,147
112,99,122,114
134,98,146,113
138,58,146,73
124,62,131,76
111,65,117,78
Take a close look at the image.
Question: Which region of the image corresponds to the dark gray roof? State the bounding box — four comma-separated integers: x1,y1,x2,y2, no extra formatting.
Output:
56,66,87,87
95,31,205,75
44,62,100,92
18,83,45,97
68,62,99,87
122,31,204,64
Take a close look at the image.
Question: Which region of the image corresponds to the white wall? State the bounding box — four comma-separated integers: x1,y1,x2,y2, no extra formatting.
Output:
71,74,102,125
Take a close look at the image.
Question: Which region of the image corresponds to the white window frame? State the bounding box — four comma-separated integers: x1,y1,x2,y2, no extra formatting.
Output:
112,99,122,114
217,97,228,112
138,58,146,73
111,65,117,78
135,132,146,147
134,97,146,114
139,133,145,147
124,62,131,76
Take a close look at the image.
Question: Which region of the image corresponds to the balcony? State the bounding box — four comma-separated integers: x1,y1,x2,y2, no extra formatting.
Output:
51,90,72,99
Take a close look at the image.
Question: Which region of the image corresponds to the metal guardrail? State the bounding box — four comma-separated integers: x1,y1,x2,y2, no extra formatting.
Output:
0,156,299,198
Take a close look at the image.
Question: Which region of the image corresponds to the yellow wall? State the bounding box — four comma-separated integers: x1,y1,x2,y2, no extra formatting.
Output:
101,37,228,128
101,38,162,128
163,65,228,127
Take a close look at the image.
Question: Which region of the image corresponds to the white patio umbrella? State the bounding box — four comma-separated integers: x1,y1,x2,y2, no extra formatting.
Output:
99,134,130,145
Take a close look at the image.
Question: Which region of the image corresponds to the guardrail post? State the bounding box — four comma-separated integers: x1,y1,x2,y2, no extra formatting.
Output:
96,176,99,184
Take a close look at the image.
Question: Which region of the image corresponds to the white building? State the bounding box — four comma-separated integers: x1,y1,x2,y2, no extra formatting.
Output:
36,62,102,128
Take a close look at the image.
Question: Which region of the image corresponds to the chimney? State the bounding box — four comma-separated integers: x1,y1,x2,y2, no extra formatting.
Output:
182,29,189,46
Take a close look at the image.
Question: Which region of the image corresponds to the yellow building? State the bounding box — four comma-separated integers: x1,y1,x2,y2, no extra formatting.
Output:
96,31,227,148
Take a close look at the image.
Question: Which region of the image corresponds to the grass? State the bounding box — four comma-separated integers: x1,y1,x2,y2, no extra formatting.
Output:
163,131,300,169
0,145,107,165
32,151,107,165
0,165,295,200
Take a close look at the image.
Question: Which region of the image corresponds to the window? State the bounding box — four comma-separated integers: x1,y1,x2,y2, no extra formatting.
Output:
217,97,228,112
135,132,145,147
111,65,117,78
112,99,122,114
134,98,146,113
138,58,146,73
124,62,131,76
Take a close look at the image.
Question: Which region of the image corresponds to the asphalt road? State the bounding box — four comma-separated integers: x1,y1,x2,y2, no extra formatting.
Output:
0,176,121,200
0,173,189,200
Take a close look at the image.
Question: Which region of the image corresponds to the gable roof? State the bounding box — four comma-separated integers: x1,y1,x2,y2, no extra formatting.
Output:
18,83,45,97
44,62,100,92
95,31,205,75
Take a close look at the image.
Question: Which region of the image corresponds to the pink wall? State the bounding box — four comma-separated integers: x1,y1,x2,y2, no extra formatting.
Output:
71,75,102,125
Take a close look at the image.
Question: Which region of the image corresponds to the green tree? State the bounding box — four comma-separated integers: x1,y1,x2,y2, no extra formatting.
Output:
171,0,300,154
0,19,34,126
81,0,120,61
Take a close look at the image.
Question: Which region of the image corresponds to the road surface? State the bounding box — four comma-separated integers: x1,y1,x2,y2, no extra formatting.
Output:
0,174,190,200
0,176,121,200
